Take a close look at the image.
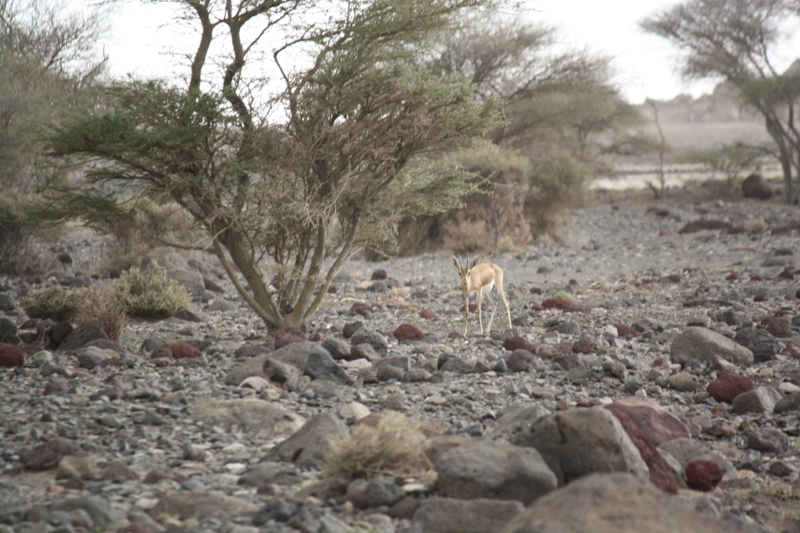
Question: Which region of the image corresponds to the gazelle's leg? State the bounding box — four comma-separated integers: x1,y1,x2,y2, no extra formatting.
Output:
496,271,513,330
476,289,483,334
463,295,469,336
484,288,497,334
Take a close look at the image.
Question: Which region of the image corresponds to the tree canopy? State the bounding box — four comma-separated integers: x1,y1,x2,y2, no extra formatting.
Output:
41,0,505,330
641,0,800,203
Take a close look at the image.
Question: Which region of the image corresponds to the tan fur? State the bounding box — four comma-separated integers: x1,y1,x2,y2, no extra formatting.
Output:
452,255,512,336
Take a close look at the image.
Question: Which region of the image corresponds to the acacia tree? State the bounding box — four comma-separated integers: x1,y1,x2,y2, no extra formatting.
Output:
419,14,642,164
41,0,502,331
0,0,107,191
641,0,800,203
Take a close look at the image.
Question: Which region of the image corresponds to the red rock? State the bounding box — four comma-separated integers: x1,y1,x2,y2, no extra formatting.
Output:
162,342,202,359
388,497,421,519
572,336,596,354
19,318,39,330
541,298,571,310
685,460,724,492
505,349,538,372
783,345,800,359
762,316,793,338
349,304,374,317
370,269,387,280
707,373,754,404
274,326,306,349
726,271,739,281
605,397,690,447
754,294,767,302
0,343,24,367
779,268,795,280
21,438,74,470
393,323,425,342
503,335,534,352
342,489,369,510
142,466,187,484
678,219,732,234
203,277,224,293
615,324,641,337
552,354,582,370
606,408,677,494
420,309,436,319
327,285,338,294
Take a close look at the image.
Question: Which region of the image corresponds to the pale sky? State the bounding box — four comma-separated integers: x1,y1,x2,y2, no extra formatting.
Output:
105,0,717,104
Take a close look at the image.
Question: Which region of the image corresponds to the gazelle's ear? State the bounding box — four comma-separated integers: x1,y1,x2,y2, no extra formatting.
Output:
451,255,462,270
469,256,481,270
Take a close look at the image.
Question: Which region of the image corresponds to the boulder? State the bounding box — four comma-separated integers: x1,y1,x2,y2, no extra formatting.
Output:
500,473,735,533
669,327,753,366
435,439,557,505
510,406,649,485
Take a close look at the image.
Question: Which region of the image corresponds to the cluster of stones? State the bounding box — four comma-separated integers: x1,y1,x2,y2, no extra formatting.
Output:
0,200,799,533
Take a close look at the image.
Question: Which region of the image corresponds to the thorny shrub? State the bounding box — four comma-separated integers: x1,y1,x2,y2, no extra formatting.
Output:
114,260,191,318
324,411,429,481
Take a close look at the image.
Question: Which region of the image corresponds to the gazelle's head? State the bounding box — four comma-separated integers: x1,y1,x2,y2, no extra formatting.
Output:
451,255,481,292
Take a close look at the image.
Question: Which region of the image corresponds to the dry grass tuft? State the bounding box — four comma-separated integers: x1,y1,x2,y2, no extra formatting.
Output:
745,219,768,234
75,282,127,341
21,285,84,322
115,260,192,318
324,411,429,481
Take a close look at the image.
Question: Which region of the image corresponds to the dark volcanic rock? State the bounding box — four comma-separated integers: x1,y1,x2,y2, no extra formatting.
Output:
685,460,724,492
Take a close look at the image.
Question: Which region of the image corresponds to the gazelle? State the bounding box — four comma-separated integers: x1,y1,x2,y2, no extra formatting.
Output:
452,255,512,336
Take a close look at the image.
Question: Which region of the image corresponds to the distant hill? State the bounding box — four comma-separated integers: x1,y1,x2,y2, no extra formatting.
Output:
636,82,770,151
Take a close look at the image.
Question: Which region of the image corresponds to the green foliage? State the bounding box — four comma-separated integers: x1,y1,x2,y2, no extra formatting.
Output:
527,152,590,198
0,1,107,191
21,285,84,322
40,0,502,331
114,261,191,319
641,0,800,203
0,198,29,274
324,412,429,481
683,143,768,184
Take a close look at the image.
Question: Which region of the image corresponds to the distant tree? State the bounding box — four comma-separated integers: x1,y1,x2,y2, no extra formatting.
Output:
419,14,643,169
39,0,502,331
641,0,800,203
0,0,108,191
684,142,770,185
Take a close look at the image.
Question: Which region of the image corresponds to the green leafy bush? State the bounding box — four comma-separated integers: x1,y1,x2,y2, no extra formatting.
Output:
21,285,84,322
115,261,191,318
324,411,429,480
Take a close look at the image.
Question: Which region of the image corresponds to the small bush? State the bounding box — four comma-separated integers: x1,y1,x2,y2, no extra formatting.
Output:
745,219,768,234
115,260,191,318
324,411,429,480
21,285,84,322
75,282,127,341
0,198,58,275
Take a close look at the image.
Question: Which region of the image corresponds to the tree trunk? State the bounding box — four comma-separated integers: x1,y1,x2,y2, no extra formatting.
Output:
766,115,796,204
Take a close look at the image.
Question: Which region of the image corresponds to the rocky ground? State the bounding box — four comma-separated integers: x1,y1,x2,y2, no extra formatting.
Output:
1,188,800,533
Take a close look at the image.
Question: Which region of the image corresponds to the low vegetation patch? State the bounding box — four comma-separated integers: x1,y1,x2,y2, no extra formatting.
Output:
75,282,127,341
115,261,192,318
21,286,84,323
324,412,429,480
